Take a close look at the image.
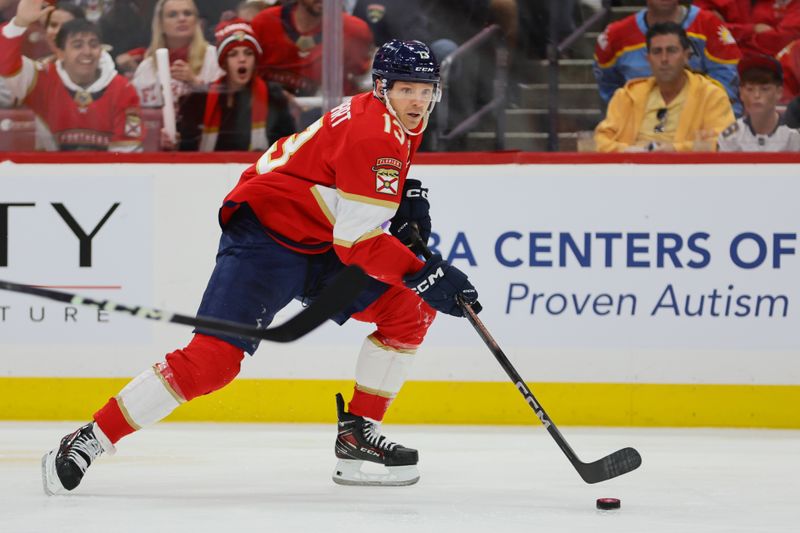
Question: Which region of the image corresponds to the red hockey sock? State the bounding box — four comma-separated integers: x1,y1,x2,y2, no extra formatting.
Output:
348,385,393,422
93,397,136,444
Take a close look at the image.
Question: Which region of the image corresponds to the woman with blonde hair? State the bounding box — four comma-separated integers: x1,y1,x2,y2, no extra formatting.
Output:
132,0,221,107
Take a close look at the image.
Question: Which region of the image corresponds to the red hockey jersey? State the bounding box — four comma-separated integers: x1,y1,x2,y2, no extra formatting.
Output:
250,4,373,96
221,92,425,286
726,0,800,56
0,21,143,151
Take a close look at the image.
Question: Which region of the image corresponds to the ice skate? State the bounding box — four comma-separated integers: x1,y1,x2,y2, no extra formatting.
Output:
332,393,419,486
42,422,115,495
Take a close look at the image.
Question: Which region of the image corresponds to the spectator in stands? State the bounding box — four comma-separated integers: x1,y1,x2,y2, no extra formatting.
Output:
0,0,143,151
132,0,221,107
38,2,86,63
172,19,295,151
718,54,800,151
594,0,742,115
692,0,750,25
777,38,800,102
351,0,431,46
594,23,734,152
706,0,800,56
251,0,373,96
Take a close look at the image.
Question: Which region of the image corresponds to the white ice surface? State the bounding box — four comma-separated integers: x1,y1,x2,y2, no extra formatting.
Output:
0,423,798,533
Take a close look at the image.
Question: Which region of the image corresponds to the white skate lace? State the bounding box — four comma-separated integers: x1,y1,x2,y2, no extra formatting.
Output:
66,432,104,474
363,422,399,451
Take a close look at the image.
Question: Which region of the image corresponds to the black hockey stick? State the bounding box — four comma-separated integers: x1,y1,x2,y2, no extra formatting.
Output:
414,237,641,483
0,264,368,343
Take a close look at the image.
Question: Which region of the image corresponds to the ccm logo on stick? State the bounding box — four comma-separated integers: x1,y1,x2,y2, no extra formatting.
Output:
515,381,551,429
412,267,444,293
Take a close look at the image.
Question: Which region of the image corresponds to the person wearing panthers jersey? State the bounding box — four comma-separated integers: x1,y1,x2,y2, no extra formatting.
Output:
251,0,373,96
593,0,742,115
0,0,142,151
40,39,480,495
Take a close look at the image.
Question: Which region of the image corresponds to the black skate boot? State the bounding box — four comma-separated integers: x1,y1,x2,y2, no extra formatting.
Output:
332,392,419,486
41,422,115,495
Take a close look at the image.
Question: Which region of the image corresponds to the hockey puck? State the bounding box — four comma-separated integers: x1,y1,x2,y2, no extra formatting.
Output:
596,498,621,510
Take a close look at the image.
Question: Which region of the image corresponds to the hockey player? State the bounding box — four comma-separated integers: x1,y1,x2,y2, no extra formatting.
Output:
41,39,480,493
717,54,800,151
0,0,143,151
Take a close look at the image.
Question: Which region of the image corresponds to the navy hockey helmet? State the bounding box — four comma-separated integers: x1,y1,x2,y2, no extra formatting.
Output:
372,40,441,134
372,39,440,86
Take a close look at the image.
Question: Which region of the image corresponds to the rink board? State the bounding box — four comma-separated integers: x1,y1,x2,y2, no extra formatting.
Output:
1,153,799,427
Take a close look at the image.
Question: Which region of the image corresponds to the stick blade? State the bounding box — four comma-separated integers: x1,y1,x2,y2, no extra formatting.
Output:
260,264,369,342
577,447,642,484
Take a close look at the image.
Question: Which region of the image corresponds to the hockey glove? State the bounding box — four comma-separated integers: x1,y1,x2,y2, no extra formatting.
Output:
390,179,431,256
403,254,481,317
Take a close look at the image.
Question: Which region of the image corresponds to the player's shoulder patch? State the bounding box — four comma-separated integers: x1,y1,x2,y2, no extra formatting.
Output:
373,157,402,196
721,121,739,139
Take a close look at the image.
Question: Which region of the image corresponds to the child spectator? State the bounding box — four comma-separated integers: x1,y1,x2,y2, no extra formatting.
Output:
0,0,143,151
718,54,800,151
251,0,373,96
132,0,221,107
594,0,742,115
594,23,734,152
173,19,295,151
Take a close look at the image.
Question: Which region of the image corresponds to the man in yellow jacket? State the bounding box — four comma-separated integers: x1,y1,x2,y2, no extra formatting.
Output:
595,22,735,152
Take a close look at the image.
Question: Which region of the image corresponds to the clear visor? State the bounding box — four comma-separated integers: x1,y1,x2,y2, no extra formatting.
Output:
384,84,442,104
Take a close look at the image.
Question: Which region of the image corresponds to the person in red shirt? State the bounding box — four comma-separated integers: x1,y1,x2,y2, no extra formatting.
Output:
41,40,480,494
0,0,143,151
723,0,800,57
692,0,751,25
777,38,800,101
250,0,374,96
20,1,86,63
173,19,296,151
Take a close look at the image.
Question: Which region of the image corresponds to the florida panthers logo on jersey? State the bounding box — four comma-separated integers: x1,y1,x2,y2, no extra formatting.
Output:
373,157,402,195
717,25,736,45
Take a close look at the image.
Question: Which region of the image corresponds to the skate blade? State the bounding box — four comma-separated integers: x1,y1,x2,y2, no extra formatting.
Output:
41,450,67,496
332,459,419,487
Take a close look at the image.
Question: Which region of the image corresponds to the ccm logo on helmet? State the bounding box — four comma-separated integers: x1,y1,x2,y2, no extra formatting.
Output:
411,267,445,294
